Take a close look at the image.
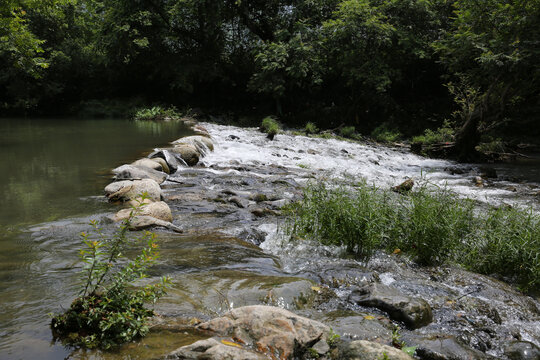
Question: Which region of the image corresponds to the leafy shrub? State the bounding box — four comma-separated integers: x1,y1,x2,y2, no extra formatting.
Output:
260,116,281,138
371,124,401,143
51,198,170,349
476,138,506,154
134,106,181,121
304,122,319,135
285,182,539,291
412,120,455,146
339,126,356,139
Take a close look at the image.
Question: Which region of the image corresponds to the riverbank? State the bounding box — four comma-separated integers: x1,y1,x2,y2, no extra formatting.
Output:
77,119,539,360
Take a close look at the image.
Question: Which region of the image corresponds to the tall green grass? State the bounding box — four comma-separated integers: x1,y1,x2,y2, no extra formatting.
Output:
284,182,539,291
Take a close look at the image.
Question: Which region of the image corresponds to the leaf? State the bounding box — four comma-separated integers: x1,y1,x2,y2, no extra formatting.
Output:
402,346,417,356
221,340,243,348
364,315,375,320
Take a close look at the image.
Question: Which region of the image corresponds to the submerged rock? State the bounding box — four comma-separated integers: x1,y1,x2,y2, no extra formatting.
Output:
172,144,200,166
165,338,267,360
412,335,493,360
337,340,413,360
104,179,162,202
112,164,167,184
181,305,331,360
348,283,432,329
114,201,173,222
505,341,540,360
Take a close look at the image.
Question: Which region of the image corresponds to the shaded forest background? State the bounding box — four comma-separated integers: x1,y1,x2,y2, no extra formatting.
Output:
1,0,539,151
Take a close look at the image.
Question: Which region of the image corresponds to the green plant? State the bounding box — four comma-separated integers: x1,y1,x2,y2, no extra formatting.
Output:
51,197,170,349
134,106,181,121
476,138,506,154
305,122,319,135
412,120,455,146
371,124,401,143
260,116,281,138
339,126,356,139
327,328,341,347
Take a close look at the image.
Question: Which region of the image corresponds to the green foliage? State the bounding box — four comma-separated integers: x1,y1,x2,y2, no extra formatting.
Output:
304,122,319,135
412,121,455,146
285,181,539,291
339,126,356,139
260,116,281,137
327,328,341,347
51,197,170,349
371,124,401,143
476,138,506,155
134,106,181,121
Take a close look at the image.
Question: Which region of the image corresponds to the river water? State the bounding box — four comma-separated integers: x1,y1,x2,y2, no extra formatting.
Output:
0,119,538,359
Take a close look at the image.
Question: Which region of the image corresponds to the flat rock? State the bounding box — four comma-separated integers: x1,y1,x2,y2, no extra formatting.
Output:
173,135,214,153
337,340,413,360
129,215,183,233
104,179,162,202
195,305,330,359
114,201,173,222
112,164,167,184
412,335,493,360
348,283,432,329
165,338,267,360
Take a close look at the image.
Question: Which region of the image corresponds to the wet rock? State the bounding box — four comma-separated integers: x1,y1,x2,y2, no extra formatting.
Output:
322,311,392,342
236,227,267,245
268,199,291,209
114,201,173,222
392,178,414,193
171,144,200,166
150,149,185,173
195,305,330,359
474,176,484,187
104,179,162,202
337,340,413,360
348,283,432,329
112,164,168,184
479,167,497,179
129,215,183,233
149,157,171,174
505,341,540,360
250,207,279,218
412,335,492,360
307,149,319,155
173,135,214,153
228,134,240,140
250,193,268,202
445,166,466,175
193,124,211,137
132,158,164,172
165,338,267,360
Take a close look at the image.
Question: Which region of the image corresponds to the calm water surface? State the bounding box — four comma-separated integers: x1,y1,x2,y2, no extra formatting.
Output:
0,118,192,360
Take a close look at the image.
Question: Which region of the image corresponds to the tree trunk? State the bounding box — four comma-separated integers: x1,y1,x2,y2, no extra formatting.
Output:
452,108,482,162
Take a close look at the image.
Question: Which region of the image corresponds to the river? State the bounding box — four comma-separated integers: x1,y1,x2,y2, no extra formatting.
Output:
0,119,538,359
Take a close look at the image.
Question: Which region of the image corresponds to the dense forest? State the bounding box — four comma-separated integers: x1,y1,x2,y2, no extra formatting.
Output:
1,0,539,159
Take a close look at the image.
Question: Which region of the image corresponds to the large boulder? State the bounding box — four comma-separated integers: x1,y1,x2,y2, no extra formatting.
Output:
104,179,162,202
348,283,432,329
173,135,214,153
171,144,200,166
128,215,183,233
411,335,494,360
112,164,167,184
505,341,540,360
149,149,184,173
114,201,173,222
337,340,413,360
148,157,170,174
169,305,331,360
132,158,163,172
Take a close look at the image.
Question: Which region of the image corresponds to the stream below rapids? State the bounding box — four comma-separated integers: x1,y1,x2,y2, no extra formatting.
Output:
1,120,539,360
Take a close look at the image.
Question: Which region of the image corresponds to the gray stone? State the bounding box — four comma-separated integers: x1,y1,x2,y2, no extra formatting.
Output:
338,340,413,360
173,135,214,153
165,338,267,360
132,158,163,172
348,283,432,329
149,157,170,174
129,215,183,233
150,149,184,172
114,201,173,222
171,144,200,166
112,164,167,184
413,335,493,360
229,196,250,208
104,179,162,202
505,341,540,360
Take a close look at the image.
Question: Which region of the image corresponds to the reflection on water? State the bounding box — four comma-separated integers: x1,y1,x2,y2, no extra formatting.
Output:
0,118,192,360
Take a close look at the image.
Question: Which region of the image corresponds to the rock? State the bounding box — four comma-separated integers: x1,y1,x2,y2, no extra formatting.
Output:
474,176,484,187
413,335,492,360
337,340,413,360
195,305,330,359
193,124,211,137
112,164,167,184
149,157,170,174
228,134,240,140
173,135,214,153
229,196,250,208
132,158,163,172
150,149,185,173
505,341,540,360
171,144,200,166
165,338,267,360
322,312,393,342
104,179,162,202
114,201,173,222
348,283,432,329
307,149,319,155
250,208,279,218
268,199,291,209
392,178,414,193
249,193,268,202
129,215,183,233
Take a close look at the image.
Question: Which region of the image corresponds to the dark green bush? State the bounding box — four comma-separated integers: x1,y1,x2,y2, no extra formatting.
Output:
339,126,356,139
371,124,401,143
134,106,182,121
260,116,281,138
305,122,319,135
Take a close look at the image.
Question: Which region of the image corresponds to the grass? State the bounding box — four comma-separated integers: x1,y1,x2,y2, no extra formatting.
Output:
260,116,281,138
411,120,455,147
134,106,182,121
304,122,319,135
339,126,356,139
284,182,540,291
371,124,401,143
